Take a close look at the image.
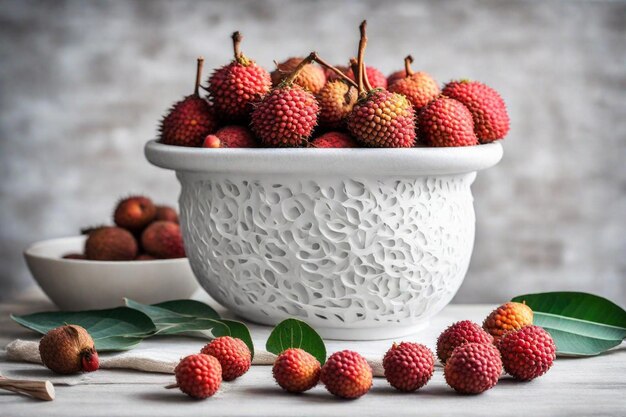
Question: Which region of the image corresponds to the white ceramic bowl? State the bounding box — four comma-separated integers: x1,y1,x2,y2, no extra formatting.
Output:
24,236,199,311
145,141,503,339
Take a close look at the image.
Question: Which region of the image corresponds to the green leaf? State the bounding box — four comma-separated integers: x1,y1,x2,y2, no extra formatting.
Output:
212,319,255,358
512,292,626,356
11,307,156,351
266,318,326,364
153,300,220,320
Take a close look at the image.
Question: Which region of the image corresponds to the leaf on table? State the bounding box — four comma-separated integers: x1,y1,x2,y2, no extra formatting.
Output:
11,307,156,351
266,318,326,364
512,292,626,357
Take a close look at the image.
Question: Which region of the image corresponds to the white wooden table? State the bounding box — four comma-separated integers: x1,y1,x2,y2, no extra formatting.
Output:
1,288,624,416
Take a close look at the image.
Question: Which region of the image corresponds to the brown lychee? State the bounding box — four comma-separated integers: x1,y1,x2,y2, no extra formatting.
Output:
113,196,156,231
39,325,99,374
84,226,138,261
141,221,185,259
155,205,179,224
271,57,326,94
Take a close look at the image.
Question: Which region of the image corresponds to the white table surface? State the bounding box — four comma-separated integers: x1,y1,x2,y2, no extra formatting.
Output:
1,287,624,417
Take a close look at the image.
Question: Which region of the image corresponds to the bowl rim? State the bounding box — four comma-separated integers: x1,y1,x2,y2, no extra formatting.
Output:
144,140,503,176
24,236,189,265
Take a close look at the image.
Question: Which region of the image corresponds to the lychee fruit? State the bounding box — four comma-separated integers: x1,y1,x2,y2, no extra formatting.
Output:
141,221,185,259
323,64,349,83
200,336,251,381
208,32,272,122
272,348,321,393
442,80,510,142
418,96,478,147
159,57,218,147
84,226,138,261
135,253,156,261
113,196,157,231
444,342,502,394
497,325,556,381
170,354,222,399
437,320,494,364
202,134,221,148
62,253,86,260
39,325,99,374
215,125,258,148
251,53,320,147
388,55,440,110
311,132,359,148
483,301,534,340
346,65,388,89
155,205,179,224
271,56,326,94
383,342,434,392
387,69,407,87
320,350,372,399
316,80,358,129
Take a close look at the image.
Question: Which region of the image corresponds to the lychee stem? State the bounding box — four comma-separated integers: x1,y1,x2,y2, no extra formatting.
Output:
194,57,204,97
232,31,243,60
356,20,367,95
349,57,359,83
282,52,316,86
404,55,414,77
311,53,358,88
362,60,373,92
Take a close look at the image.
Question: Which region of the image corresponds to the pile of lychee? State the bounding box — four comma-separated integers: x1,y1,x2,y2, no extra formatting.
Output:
157,21,509,150
63,196,185,261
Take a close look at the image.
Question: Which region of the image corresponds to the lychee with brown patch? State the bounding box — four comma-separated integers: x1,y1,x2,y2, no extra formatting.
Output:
141,221,185,259
84,226,138,261
39,325,99,374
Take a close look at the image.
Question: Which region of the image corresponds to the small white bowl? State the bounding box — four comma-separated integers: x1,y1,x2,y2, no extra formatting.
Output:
24,236,199,311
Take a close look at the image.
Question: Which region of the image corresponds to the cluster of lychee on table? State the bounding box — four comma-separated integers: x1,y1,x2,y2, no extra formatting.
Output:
62,195,184,261
158,21,510,149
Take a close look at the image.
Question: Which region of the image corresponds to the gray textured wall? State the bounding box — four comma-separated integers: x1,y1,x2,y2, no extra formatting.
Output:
1,0,625,305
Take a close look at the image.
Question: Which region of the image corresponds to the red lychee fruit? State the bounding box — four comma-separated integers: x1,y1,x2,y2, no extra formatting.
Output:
62,253,86,260
317,80,358,129
208,32,271,122
418,96,478,147
171,354,222,399
84,226,138,261
251,53,320,147
155,205,179,224
113,196,156,231
202,134,221,148
135,253,156,261
200,336,251,381
346,65,388,89
271,56,326,94
272,348,321,393
39,325,99,374
388,55,440,110
387,69,407,87
215,125,258,148
442,80,510,142
311,132,359,148
497,325,556,381
320,350,372,399
141,221,185,259
437,320,494,364
383,342,434,392
159,58,218,147
346,22,416,148
483,301,534,340
444,342,502,394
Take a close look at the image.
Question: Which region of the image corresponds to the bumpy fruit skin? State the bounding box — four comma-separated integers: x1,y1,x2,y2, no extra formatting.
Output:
437,320,494,364
85,226,138,261
209,59,271,122
203,134,221,148
347,89,416,148
174,354,222,399
483,302,534,340
320,350,372,399
271,57,326,94
272,348,321,393
497,325,556,381
39,325,99,374
387,69,407,86
155,205,179,224
388,72,440,110
346,66,388,89
317,80,358,128
442,80,509,142
141,221,185,259
444,342,502,394
201,336,251,381
418,97,478,147
383,342,434,392
311,132,359,148
215,125,258,148
159,95,218,147
250,85,319,147
113,196,156,231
